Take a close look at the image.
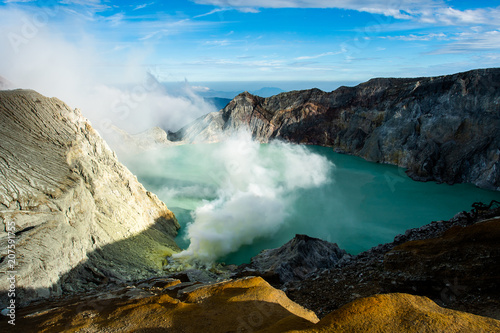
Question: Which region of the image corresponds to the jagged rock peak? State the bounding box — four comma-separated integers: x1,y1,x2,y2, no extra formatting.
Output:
240,234,348,284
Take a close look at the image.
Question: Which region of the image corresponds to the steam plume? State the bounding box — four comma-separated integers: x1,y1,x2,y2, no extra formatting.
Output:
171,131,333,267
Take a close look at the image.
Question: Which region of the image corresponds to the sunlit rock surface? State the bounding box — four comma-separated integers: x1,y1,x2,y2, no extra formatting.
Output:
3,277,318,332
296,293,500,333
383,216,500,319
4,277,499,332
174,68,500,190
0,90,180,307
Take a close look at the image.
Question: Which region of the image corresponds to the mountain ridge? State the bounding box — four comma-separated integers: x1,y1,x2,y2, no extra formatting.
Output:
173,68,500,190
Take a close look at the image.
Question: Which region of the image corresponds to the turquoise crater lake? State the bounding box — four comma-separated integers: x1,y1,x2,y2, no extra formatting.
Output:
124,143,500,265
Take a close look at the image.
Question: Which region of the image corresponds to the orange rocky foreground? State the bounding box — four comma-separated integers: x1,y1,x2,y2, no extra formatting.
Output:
4,276,499,333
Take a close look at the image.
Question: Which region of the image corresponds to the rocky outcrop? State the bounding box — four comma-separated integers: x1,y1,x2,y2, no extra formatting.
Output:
301,293,500,333
4,277,499,332
0,90,180,307
174,68,500,190
236,234,347,284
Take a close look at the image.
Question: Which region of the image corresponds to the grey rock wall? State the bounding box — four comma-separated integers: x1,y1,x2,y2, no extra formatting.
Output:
175,68,500,190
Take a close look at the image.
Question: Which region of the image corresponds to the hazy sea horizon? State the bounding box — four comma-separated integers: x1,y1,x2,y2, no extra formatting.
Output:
162,80,362,99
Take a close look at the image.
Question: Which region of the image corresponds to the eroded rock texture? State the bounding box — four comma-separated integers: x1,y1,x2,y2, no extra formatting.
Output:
0,90,180,307
174,68,500,189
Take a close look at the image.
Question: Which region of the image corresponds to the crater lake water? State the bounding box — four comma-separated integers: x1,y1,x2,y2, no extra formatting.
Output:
123,143,500,265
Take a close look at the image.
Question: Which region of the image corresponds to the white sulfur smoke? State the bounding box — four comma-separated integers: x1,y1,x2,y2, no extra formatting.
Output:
172,131,333,266
0,6,216,141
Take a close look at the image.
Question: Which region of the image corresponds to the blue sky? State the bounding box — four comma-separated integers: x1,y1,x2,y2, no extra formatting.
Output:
1,0,500,88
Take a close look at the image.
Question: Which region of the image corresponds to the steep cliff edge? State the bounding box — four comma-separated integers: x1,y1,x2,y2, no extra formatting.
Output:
174,68,500,190
0,90,180,307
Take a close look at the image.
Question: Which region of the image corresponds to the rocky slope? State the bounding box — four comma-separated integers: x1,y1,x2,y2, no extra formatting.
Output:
286,205,500,320
173,68,500,190
4,276,499,332
0,90,180,308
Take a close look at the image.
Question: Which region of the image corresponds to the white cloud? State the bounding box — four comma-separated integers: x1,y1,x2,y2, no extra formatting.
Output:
295,51,341,60
431,30,500,54
193,7,230,18
59,0,110,12
134,2,155,11
203,39,231,46
106,12,125,26
383,32,448,41
191,0,500,27
0,6,217,139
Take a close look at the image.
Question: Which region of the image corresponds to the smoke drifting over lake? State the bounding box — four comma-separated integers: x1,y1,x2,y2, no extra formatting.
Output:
170,131,333,266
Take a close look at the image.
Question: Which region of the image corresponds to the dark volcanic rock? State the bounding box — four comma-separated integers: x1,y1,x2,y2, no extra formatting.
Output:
175,68,500,190
286,205,500,320
383,217,500,318
237,234,348,284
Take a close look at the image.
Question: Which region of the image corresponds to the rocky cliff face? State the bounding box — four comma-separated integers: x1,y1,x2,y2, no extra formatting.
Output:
174,68,500,190
0,90,180,307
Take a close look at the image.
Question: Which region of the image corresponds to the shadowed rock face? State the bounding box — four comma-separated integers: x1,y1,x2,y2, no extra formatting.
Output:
0,90,180,307
174,68,500,190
